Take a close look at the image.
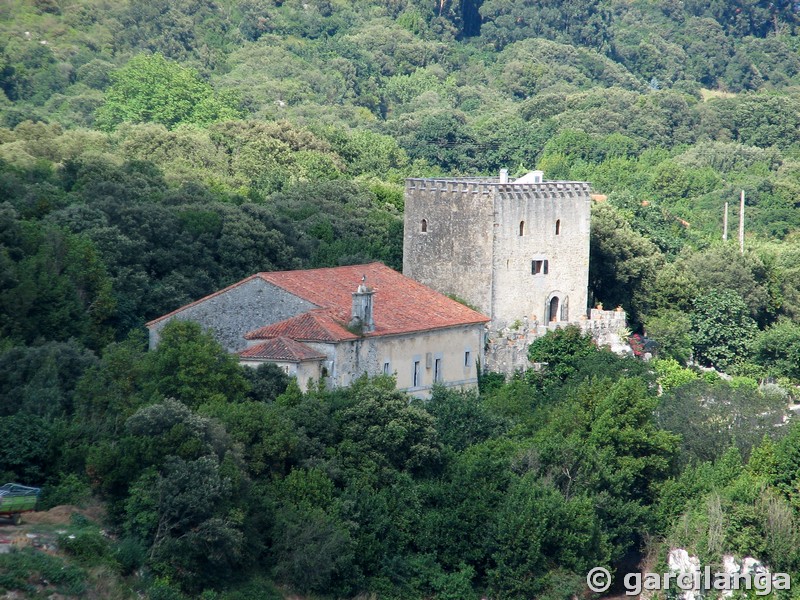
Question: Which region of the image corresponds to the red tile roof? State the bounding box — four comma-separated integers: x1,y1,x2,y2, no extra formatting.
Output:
148,262,489,339
246,310,358,342
238,337,327,362
258,262,489,338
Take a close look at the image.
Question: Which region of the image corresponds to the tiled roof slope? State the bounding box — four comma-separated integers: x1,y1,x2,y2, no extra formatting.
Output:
246,310,358,342
258,262,489,338
238,337,327,362
147,262,490,338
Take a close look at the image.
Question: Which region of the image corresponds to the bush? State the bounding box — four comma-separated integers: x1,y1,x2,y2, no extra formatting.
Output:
115,536,147,575
58,528,111,566
0,548,86,595
40,473,91,509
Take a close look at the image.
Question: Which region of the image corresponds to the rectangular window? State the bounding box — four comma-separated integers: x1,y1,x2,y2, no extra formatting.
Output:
531,259,549,275
464,351,471,367
434,358,442,382
413,360,421,387
383,361,391,375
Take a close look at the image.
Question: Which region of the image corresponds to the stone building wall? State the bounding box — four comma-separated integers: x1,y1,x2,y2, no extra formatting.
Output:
403,179,496,315
491,182,591,329
403,177,591,328
485,309,629,374
326,324,484,398
147,277,316,351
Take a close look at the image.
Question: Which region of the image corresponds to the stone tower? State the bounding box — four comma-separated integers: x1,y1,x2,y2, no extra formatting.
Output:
403,171,603,372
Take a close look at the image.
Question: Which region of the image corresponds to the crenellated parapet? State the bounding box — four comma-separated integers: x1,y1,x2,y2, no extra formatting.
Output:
405,177,592,198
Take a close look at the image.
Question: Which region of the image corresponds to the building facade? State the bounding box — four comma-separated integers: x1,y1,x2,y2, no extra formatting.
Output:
147,263,489,397
403,170,627,373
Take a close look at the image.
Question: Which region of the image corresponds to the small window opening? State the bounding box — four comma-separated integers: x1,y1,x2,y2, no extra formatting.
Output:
383,362,390,375
549,297,560,322
519,221,525,236
532,259,549,275
555,219,561,235
413,360,421,387
421,219,428,233
434,358,442,382
464,351,471,367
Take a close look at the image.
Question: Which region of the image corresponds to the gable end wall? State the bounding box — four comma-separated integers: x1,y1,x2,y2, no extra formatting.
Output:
147,278,316,351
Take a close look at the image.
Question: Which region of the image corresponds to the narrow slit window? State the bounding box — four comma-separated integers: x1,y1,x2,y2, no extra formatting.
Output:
413,360,421,387
383,361,391,375
464,351,471,367
555,219,561,235
421,219,428,233
434,358,442,382
519,221,525,236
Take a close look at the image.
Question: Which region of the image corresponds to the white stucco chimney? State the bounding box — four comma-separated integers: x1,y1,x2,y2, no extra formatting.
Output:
499,168,509,184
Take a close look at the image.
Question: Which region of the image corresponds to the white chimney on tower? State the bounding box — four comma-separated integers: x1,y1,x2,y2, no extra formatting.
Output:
499,168,509,184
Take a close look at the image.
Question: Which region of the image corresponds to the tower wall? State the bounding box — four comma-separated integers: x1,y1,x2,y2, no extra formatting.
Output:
403,179,495,315
491,182,591,328
403,175,603,374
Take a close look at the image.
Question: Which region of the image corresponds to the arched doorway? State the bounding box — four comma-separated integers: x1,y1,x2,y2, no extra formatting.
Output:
548,296,560,322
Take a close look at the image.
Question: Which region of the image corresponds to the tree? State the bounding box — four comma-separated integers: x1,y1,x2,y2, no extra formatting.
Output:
644,309,693,363
690,289,758,371
200,401,298,477
133,455,244,592
589,203,663,326
95,53,240,130
657,380,787,465
754,318,800,381
142,320,249,408
335,378,442,483
0,413,55,482
488,475,608,599
403,112,476,173
479,0,611,51
0,340,98,418
421,386,506,452
527,325,597,380
684,245,780,327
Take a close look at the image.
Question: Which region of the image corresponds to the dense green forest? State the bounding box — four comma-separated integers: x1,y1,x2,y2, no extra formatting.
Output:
4,0,800,598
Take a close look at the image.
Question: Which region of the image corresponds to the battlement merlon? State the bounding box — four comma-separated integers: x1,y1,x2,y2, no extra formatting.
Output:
404,177,592,197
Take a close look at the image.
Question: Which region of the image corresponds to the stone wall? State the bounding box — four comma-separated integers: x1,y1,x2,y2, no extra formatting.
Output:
491,183,591,329
403,179,496,315
403,177,591,330
484,309,629,374
147,277,316,351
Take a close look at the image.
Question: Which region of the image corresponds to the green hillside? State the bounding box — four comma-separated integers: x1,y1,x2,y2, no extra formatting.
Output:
3,1,800,598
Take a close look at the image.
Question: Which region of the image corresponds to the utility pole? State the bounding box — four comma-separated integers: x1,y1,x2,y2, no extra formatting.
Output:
723,202,728,241
738,190,745,254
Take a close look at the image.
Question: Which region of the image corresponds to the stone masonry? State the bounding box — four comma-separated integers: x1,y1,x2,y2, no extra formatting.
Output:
403,172,629,374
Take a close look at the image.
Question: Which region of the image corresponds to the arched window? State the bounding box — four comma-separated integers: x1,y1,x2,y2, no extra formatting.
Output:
519,221,525,236
555,219,561,235
421,219,428,233
549,296,560,322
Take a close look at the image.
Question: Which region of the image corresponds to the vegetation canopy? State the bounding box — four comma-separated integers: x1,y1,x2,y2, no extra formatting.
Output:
2,0,800,597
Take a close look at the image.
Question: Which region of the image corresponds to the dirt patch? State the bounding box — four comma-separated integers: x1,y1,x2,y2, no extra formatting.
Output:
19,502,106,525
